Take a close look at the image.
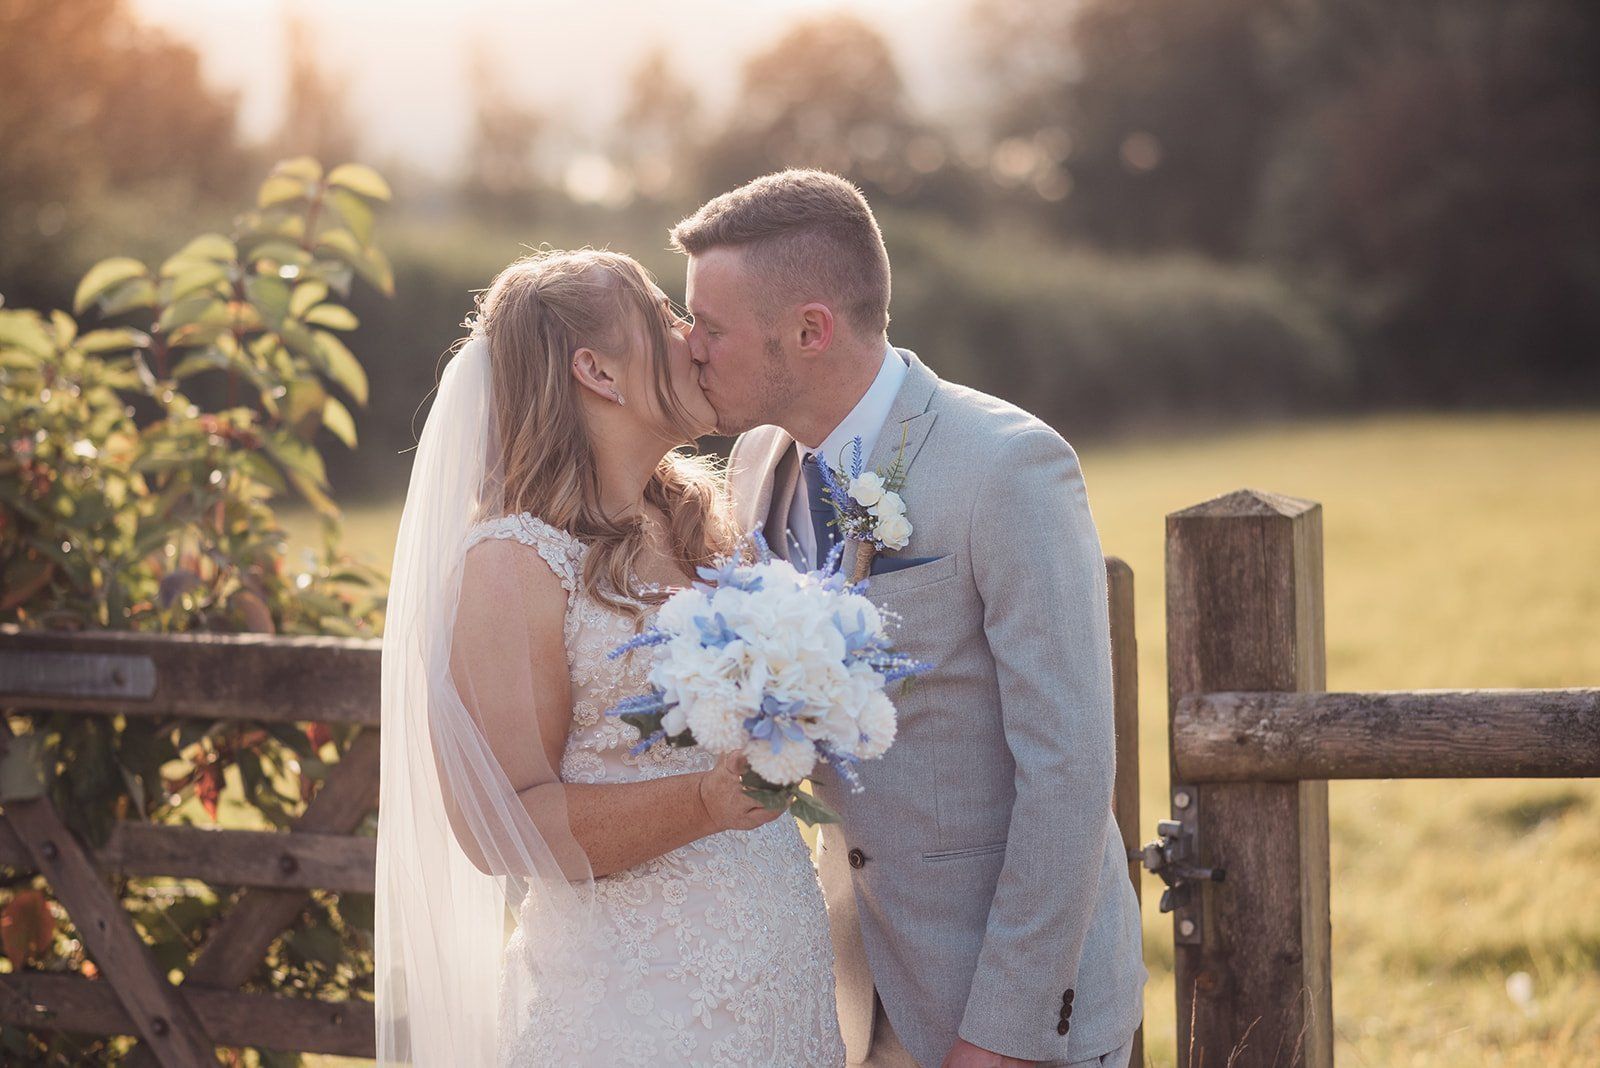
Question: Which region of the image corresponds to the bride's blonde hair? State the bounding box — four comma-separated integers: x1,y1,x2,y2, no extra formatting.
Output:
474,248,736,616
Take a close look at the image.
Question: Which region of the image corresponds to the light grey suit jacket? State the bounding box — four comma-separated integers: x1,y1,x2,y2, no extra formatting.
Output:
728,350,1146,1067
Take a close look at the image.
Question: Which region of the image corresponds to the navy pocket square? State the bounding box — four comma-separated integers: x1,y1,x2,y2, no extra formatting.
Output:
869,554,944,576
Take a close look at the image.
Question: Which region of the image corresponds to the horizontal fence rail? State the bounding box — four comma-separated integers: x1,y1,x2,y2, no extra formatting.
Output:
1175,687,1600,781
0,972,373,1058
0,628,381,725
0,820,375,893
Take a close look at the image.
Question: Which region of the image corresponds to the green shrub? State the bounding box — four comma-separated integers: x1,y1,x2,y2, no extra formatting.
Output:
885,211,1355,437
0,158,391,1064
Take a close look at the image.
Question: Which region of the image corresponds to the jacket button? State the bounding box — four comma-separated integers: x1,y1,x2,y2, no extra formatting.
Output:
848,848,866,869
1056,1021,1070,1036
1065,989,1075,1003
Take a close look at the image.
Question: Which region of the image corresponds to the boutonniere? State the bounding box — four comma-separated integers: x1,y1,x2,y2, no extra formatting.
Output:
817,428,912,583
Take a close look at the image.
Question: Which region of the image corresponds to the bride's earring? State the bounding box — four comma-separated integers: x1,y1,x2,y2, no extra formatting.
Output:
612,389,625,406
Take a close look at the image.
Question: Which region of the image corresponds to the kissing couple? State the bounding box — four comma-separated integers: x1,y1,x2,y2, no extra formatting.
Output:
374,169,1147,1068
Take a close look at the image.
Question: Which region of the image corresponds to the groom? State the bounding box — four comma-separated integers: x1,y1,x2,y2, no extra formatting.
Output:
671,171,1146,1068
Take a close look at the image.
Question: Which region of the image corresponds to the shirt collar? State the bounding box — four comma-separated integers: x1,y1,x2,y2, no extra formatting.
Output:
805,342,908,470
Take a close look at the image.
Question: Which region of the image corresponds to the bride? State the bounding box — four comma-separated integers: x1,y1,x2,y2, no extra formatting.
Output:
374,249,844,1066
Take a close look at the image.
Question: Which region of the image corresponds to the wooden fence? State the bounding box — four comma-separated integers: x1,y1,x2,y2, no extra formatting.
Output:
0,557,1146,1064
1158,489,1600,1067
0,629,382,1065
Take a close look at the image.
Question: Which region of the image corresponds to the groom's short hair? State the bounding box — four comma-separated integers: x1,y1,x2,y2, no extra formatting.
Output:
670,169,890,338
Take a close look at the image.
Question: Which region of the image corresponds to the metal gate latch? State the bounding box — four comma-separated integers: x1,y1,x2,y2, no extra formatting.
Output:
1134,818,1226,914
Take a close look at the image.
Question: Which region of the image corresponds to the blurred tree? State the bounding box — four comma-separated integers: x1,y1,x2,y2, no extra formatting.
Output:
969,0,1276,256
459,39,547,215
1252,0,1600,401
276,10,360,166
972,0,1600,403
614,47,703,203
0,0,250,309
702,14,934,197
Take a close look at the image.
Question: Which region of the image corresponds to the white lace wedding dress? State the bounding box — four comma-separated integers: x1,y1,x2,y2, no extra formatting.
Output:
467,513,845,1068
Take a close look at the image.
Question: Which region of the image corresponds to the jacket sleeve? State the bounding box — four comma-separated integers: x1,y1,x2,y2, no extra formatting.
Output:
956,426,1118,1060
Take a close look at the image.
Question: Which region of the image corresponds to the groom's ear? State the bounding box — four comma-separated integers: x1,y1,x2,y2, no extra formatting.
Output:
795,302,834,359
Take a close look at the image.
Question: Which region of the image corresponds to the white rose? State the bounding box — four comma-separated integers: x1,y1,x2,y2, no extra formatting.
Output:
874,512,912,550
848,471,886,508
868,490,905,519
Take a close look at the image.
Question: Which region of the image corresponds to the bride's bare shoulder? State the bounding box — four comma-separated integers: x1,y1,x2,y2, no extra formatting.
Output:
464,512,583,594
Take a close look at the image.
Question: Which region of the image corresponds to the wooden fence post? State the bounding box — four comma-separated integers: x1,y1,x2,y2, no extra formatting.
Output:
1165,489,1331,1067
1106,557,1143,1068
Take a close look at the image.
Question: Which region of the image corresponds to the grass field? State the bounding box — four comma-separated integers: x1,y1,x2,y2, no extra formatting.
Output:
287,411,1600,1066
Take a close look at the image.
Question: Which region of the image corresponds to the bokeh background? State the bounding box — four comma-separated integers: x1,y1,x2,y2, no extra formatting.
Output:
3,0,1597,1063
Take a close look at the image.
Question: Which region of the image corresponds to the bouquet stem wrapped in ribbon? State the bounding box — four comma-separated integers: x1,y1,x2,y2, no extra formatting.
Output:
605,532,929,825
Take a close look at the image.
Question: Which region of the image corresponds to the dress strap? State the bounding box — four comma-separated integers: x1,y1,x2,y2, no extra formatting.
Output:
464,513,585,594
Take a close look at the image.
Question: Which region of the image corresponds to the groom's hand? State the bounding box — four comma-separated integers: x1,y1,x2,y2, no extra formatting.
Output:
940,1036,1037,1068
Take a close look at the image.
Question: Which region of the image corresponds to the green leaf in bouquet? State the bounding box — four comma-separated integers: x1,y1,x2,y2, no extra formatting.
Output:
786,790,840,826
619,709,667,741
740,775,794,813
74,257,148,314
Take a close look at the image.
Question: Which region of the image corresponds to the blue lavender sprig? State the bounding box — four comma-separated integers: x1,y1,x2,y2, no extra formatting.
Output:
817,741,865,794
608,628,670,660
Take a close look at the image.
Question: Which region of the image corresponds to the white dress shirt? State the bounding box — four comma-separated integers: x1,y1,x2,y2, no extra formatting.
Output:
788,343,909,567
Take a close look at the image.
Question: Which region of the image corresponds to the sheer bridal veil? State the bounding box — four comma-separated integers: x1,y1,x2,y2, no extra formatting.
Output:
375,331,620,1064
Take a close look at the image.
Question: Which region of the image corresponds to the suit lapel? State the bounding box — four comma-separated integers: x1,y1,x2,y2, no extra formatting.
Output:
843,351,940,580
731,425,798,556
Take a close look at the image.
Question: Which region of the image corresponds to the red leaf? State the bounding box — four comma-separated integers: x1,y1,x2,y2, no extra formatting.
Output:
1,890,55,966
305,722,331,752
196,764,223,821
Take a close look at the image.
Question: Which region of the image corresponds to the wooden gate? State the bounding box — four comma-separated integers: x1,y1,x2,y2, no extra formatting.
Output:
0,629,381,1065
1153,489,1600,1066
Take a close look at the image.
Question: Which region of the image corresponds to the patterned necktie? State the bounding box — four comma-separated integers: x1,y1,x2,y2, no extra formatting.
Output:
801,453,839,567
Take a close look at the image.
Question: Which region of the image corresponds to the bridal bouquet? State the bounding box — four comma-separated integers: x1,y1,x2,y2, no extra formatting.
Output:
606,534,929,825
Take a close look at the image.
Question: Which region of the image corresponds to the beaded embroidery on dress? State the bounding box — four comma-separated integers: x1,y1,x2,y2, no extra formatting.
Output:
465,513,845,1067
